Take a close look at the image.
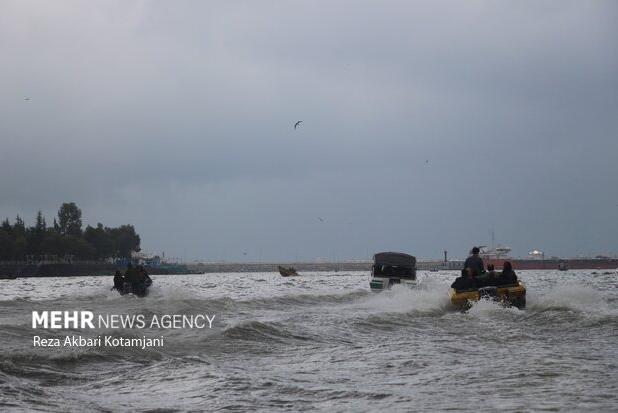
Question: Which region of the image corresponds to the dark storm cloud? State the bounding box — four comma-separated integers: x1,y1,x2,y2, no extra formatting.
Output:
1,1,616,260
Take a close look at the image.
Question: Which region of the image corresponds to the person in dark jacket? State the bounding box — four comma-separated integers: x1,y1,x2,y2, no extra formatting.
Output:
124,263,138,286
498,261,518,285
451,267,477,291
464,247,485,276
143,268,152,286
477,264,498,287
136,265,152,286
128,265,147,295
113,270,124,290
135,265,146,283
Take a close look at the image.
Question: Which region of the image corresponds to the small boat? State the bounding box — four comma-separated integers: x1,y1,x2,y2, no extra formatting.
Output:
278,266,299,277
558,262,568,271
369,252,417,291
449,282,526,310
0,274,18,280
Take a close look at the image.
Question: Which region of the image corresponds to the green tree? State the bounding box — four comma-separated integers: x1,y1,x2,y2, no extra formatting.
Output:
0,229,12,260
12,236,27,260
84,223,113,259
108,225,140,258
28,211,47,255
35,211,46,233
58,202,82,237
0,203,141,262
40,233,95,259
52,218,60,233
40,232,63,256
13,215,26,237
1,218,11,235
64,236,96,259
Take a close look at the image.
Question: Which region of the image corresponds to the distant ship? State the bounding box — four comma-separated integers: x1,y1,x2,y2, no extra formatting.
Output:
478,245,618,270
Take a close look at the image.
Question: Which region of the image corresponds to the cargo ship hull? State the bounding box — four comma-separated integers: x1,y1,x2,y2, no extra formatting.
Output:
483,258,618,271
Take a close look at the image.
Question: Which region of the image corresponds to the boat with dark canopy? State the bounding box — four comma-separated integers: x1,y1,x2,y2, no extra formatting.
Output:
369,252,417,291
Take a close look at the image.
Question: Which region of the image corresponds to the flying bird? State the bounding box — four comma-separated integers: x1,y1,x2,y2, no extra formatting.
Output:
317,217,324,222
294,120,303,129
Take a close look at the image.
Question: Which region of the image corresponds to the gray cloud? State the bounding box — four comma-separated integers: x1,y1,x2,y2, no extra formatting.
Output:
1,0,617,260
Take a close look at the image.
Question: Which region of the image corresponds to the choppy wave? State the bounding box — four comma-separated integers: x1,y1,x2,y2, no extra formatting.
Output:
223,320,316,343
1,271,617,411
529,281,616,313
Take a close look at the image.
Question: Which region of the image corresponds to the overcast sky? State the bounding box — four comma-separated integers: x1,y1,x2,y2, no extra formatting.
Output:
1,1,616,261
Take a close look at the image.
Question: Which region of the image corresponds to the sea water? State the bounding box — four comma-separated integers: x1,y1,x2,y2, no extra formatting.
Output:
0,270,616,411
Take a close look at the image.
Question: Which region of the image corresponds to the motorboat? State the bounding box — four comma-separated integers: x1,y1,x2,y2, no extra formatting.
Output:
369,252,416,291
449,282,526,309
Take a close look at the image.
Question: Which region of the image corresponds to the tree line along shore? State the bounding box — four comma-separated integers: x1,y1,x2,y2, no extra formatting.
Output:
0,202,140,262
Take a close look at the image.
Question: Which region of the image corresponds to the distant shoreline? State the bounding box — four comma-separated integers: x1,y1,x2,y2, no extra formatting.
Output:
2,257,616,277
0,262,192,277
186,258,618,273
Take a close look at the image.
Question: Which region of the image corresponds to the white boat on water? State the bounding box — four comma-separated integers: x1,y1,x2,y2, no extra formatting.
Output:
369,252,417,291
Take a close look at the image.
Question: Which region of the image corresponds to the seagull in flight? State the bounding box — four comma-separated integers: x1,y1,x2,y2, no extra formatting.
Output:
294,120,303,129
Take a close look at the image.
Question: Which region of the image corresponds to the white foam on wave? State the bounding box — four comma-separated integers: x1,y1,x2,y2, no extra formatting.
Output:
354,278,452,314
465,297,522,317
528,281,617,316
